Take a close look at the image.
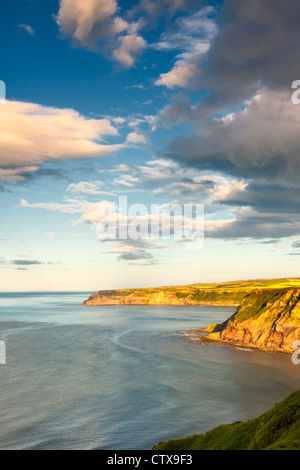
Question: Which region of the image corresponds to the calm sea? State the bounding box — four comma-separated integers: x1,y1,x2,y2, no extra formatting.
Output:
0,292,299,450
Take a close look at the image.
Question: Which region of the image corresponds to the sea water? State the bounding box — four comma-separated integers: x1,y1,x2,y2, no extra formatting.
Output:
0,292,299,450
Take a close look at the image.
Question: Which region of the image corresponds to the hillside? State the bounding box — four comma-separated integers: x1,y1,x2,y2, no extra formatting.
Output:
153,388,300,450
84,278,300,306
194,288,300,353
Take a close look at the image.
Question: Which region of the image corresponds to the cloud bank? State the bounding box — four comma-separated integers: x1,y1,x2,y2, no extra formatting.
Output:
0,100,123,182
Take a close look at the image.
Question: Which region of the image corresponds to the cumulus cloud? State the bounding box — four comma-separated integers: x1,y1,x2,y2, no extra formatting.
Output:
113,117,126,125
126,131,147,144
166,89,300,183
55,0,125,48
55,0,147,67
113,34,147,68
158,87,300,238
203,0,300,108
158,0,300,112
205,208,300,240
151,0,300,241
155,60,199,88
0,100,123,182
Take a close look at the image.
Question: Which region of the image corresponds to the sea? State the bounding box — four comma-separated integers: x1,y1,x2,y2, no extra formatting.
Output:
0,292,299,450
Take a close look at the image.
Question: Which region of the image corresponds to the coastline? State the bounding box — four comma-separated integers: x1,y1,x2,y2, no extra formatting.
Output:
84,301,239,307
183,329,293,354
84,280,300,355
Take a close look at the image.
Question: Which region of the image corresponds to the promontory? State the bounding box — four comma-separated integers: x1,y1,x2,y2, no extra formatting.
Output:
84,278,300,354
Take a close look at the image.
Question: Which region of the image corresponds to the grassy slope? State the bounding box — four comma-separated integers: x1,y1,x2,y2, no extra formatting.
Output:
86,278,300,306
153,389,300,450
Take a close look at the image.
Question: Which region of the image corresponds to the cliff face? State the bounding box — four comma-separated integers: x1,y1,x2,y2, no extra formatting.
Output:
84,284,300,353
83,288,244,306
205,288,300,353
84,279,300,307
84,291,190,306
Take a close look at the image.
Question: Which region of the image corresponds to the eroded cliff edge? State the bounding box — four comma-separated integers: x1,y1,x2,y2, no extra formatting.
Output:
195,288,300,353
83,278,300,307
83,289,242,306
84,280,300,353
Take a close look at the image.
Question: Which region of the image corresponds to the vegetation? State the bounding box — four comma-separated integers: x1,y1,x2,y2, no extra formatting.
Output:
85,278,300,306
153,389,300,450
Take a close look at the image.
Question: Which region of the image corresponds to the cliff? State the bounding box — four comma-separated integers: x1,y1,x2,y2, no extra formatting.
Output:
83,289,243,306
153,388,300,450
84,280,300,354
196,288,300,353
83,278,300,307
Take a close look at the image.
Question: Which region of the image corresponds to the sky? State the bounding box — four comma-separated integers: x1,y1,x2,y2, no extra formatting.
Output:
1,0,300,292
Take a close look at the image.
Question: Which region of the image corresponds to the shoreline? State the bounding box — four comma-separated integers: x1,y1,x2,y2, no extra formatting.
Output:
83,302,239,307
83,283,300,354
183,329,294,355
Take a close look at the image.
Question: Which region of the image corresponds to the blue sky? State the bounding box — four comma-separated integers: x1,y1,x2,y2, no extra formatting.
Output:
1,0,300,291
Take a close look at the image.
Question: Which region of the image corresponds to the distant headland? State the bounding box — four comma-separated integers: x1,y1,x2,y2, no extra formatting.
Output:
84,278,300,354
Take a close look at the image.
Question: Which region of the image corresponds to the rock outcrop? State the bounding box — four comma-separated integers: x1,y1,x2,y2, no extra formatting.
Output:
83,287,245,306
84,290,190,306
201,288,300,353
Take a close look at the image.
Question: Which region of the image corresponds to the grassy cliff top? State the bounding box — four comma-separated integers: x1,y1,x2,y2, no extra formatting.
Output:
153,388,300,450
85,278,300,307
98,278,300,295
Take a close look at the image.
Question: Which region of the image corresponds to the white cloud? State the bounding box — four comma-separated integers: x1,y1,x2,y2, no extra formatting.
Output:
17,24,35,36
20,198,86,214
56,0,147,67
0,166,39,182
113,117,126,124
67,181,117,196
113,34,147,68
154,7,218,88
126,131,147,144
0,100,122,181
81,200,118,225
55,0,122,48
155,60,199,88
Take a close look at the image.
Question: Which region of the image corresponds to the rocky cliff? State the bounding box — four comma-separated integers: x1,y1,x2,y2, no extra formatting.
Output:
200,288,300,353
83,278,300,307
84,281,300,353
83,287,245,306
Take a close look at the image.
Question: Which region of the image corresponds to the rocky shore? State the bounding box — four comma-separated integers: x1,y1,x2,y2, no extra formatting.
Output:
188,288,300,354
